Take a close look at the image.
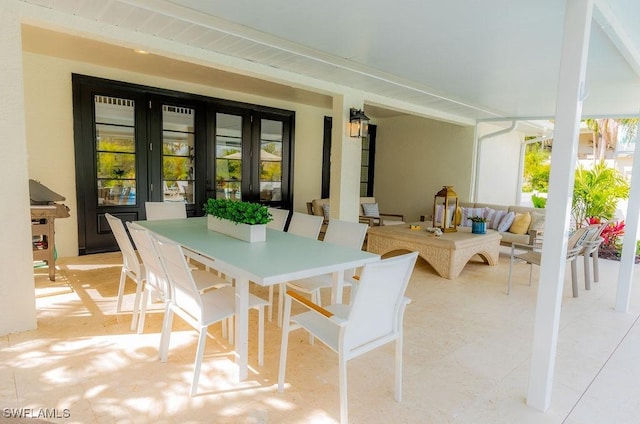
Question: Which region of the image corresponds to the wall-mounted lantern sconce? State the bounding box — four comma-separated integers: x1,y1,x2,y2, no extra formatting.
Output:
349,108,370,138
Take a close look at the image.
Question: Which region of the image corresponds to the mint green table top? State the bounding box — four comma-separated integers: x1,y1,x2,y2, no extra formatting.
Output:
136,217,379,286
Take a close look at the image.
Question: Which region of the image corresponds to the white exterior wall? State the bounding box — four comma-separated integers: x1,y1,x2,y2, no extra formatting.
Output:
0,3,37,334
22,52,330,257
476,123,525,205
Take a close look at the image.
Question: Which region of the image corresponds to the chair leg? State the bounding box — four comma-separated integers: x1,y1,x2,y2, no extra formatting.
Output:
190,326,208,396
338,353,348,424
130,278,144,331
159,308,174,362
507,245,515,294
593,251,600,283
157,302,171,360
221,317,227,339
116,269,127,313
571,260,579,298
394,333,403,402
136,288,150,334
583,254,592,290
277,295,293,393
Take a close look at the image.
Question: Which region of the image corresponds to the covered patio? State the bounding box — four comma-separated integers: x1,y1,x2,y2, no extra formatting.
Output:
3,250,640,423
2,0,640,421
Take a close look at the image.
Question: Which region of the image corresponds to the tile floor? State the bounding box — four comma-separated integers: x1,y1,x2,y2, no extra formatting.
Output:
2,249,640,423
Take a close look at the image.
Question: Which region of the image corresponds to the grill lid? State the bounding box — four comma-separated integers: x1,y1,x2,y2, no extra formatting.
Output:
29,179,65,204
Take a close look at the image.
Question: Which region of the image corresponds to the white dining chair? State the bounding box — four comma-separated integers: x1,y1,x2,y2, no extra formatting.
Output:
105,213,145,331
267,207,290,231
283,219,368,309
153,234,268,396
278,251,418,424
287,212,324,239
267,212,325,323
127,222,230,336
145,201,187,220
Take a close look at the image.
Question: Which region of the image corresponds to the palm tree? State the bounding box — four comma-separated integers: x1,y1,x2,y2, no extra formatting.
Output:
585,118,639,161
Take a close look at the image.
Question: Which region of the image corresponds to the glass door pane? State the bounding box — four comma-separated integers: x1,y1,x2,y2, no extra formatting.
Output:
259,119,283,202
215,113,243,200
95,95,136,206
162,105,195,203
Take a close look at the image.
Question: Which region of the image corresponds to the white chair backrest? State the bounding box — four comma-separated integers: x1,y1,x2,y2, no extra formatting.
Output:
267,207,290,231
324,219,368,249
343,252,418,352
105,213,141,276
287,212,323,239
145,201,187,220
127,222,169,298
153,235,203,321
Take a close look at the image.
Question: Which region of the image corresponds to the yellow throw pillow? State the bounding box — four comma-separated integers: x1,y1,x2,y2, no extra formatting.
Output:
509,212,531,235
455,206,462,225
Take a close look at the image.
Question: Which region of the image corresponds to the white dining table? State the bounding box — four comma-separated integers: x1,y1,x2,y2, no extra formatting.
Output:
136,216,380,380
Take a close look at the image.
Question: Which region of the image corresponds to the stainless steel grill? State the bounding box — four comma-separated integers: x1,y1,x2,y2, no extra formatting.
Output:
29,180,70,281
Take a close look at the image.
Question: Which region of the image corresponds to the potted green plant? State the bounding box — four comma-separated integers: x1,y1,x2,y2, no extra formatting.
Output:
468,216,487,234
204,198,272,242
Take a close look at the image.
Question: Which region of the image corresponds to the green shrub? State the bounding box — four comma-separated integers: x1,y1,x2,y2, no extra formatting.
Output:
531,195,547,208
204,198,272,225
572,161,629,226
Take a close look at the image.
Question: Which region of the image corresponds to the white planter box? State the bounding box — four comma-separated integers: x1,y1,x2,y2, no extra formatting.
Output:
207,215,266,243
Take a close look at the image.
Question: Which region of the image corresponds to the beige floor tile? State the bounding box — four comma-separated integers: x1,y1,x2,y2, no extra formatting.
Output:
3,250,640,423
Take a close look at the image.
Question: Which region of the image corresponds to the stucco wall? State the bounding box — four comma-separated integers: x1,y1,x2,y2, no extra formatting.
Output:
372,115,475,223
476,123,525,205
22,52,330,257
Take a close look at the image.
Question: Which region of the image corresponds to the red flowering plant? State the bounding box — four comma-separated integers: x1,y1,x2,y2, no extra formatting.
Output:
588,217,626,260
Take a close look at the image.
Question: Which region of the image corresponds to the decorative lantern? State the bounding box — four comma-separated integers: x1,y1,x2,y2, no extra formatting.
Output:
349,108,370,138
433,186,459,232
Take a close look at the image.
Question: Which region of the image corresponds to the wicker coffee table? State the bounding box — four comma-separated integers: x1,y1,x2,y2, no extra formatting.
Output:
367,225,501,279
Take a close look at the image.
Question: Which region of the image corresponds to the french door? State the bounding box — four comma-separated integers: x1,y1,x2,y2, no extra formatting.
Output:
73,75,293,254
211,107,292,204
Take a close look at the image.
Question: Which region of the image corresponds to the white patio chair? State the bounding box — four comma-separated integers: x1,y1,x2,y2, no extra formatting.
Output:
287,212,324,239
507,226,589,296
284,219,368,305
105,213,145,331
278,251,418,424
277,219,368,335
153,234,268,396
267,207,290,231
578,223,607,290
145,201,187,220
268,212,324,323
126,222,230,336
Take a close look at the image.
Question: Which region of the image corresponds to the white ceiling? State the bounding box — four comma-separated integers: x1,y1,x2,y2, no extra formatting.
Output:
19,0,640,123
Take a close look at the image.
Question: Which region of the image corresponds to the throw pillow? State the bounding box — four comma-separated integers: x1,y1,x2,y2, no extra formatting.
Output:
361,202,380,218
497,211,516,232
509,212,531,234
485,208,507,230
461,207,485,227
322,203,331,221
529,211,545,234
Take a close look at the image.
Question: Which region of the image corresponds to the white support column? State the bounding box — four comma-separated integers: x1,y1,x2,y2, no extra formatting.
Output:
616,117,640,312
0,1,37,335
329,94,364,222
526,0,593,411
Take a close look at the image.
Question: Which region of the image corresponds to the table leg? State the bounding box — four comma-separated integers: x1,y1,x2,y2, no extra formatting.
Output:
331,270,345,304
235,277,249,381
